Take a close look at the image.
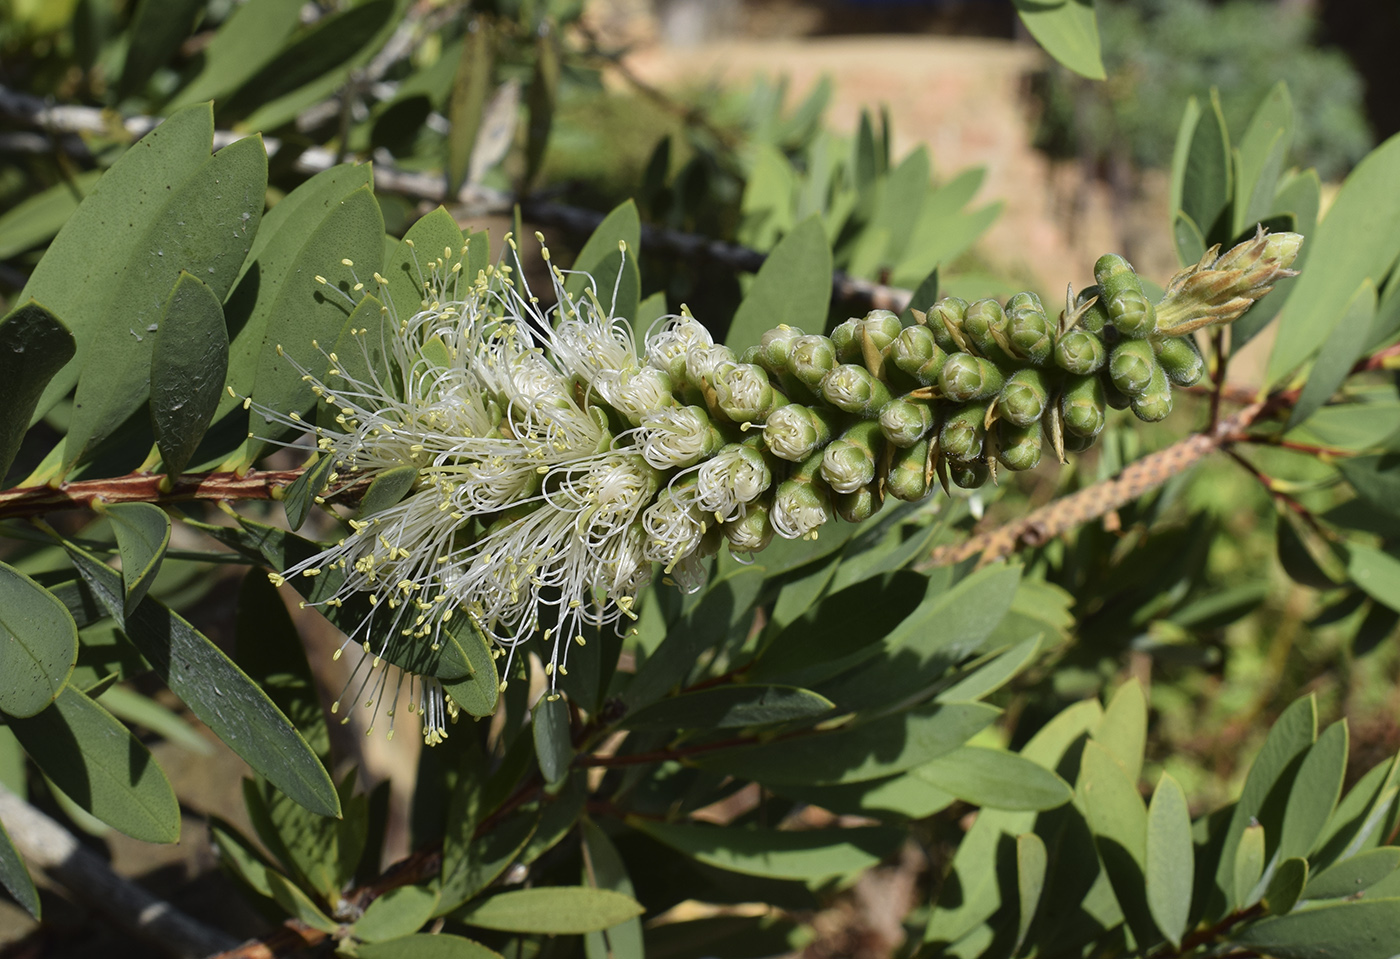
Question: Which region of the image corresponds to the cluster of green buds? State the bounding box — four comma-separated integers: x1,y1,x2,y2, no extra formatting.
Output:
270,228,1299,738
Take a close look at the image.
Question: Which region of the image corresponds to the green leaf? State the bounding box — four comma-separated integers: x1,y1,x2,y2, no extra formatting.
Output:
265,870,339,934
1092,677,1147,784
235,571,329,762
1267,132,1400,384
168,0,304,109
0,817,38,920
358,466,419,519
774,772,956,822
563,200,641,324
0,172,102,260
726,215,832,350
208,815,275,898
150,271,230,477
1277,720,1349,861
580,820,643,959
97,685,211,755
61,539,340,818
382,208,467,334
911,746,1071,811
533,696,572,786
1303,847,1400,901
21,105,215,422
1231,898,1400,959
1014,833,1046,955
358,935,502,959
1170,96,1204,263
1233,82,1294,238
446,16,495,196
1265,857,1308,915
0,301,75,480
523,25,560,191
457,888,645,935
248,185,384,459
698,701,999,785
1314,755,1399,868
624,685,833,730
8,685,179,843
438,809,537,916
1288,281,1377,429
1079,740,1158,946
117,0,204,99
637,820,904,884
0,561,78,718
1213,694,1317,916
1348,542,1400,614
936,635,1041,703
62,132,267,472
1338,454,1400,521
1146,773,1194,947
1179,90,1234,251
1235,822,1267,907
353,885,441,943
281,449,337,533
100,502,170,617
1012,0,1105,80
440,619,499,718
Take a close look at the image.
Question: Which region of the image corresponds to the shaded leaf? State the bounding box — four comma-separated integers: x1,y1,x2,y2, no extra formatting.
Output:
0,172,102,260
446,17,495,196
100,502,170,617
1231,898,1400,959
97,685,210,755
726,215,831,350
358,935,502,959
169,0,304,108
265,871,338,933
1287,281,1376,429
456,888,644,935
208,814,275,898
1349,542,1400,614
235,571,329,761
1277,720,1348,861
624,685,833,730
0,561,78,718
1265,857,1308,915
1302,847,1400,901
632,820,902,881
1014,833,1046,954
563,200,641,324
150,271,229,477
911,746,1072,811
117,0,203,99
0,818,38,919
358,466,418,519
1079,740,1158,946
0,301,75,480
354,885,441,943
533,696,572,786
581,820,643,959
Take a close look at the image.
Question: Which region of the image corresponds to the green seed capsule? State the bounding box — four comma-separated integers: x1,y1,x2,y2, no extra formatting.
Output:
1094,254,1157,338
879,396,935,447
1131,361,1173,422
929,297,969,353
1006,292,1053,365
939,353,1005,403
1075,285,1111,334
822,363,892,415
891,325,946,386
999,368,1051,427
1053,329,1107,375
1109,338,1158,398
1061,374,1107,438
997,421,1043,471
789,335,838,392
888,441,930,502
820,421,882,494
835,485,880,523
1156,334,1204,386
963,298,1012,361
940,402,989,461
948,457,990,490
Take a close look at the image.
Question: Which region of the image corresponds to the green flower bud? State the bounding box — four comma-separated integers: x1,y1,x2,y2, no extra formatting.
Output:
940,402,989,461
1053,329,1106,375
822,363,893,415
1155,334,1204,386
997,421,1042,471
879,396,935,447
1061,375,1107,438
891,325,946,386
928,296,970,353
1094,254,1157,338
1006,292,1053,365
835,484,880,523
888,441,930,502
1063,431,1098,453
939,353,1005,403
1155,227,1303,335
1130,361,1173,422
820,420,882,494
831,318,862,364
789,335,838,392
963,298,1012,361
724,500,775,554
1074,285,1111,334
998,368,1051,427
772,466,833,540
713,362,776,423
763,404,835,462
758,324,806,371
639,404,725,468
1109,338,1158,398
1102,375,1132,411
858,310,904,354
948,457,990,490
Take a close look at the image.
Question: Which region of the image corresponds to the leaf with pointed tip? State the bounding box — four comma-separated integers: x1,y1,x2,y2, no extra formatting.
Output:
0,561,78,718
150,272,229,478
1146,773,1194,946
282,451,336,532
1012,0,1104,80
0,301,75,480
100,502,171,617
1277,720,1349,862
265,871,338,933
0,818,38,919
623,685,834,730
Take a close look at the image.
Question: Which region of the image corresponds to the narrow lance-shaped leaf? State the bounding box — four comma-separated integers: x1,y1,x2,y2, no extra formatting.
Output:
99,502,171,617
447,16,494,197
1014,833,1046,955
0,301,75,480
1146,773,1194,947
456,888,644,935
0,561,78,719
8,685,180,844
150,271,230,477
581,820,644,959
0,817,39,919
60,538,340,818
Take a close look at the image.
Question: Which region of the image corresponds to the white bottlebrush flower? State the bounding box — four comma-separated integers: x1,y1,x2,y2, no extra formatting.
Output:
251,235,700,743
695,443,771,523
637,405,720,469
